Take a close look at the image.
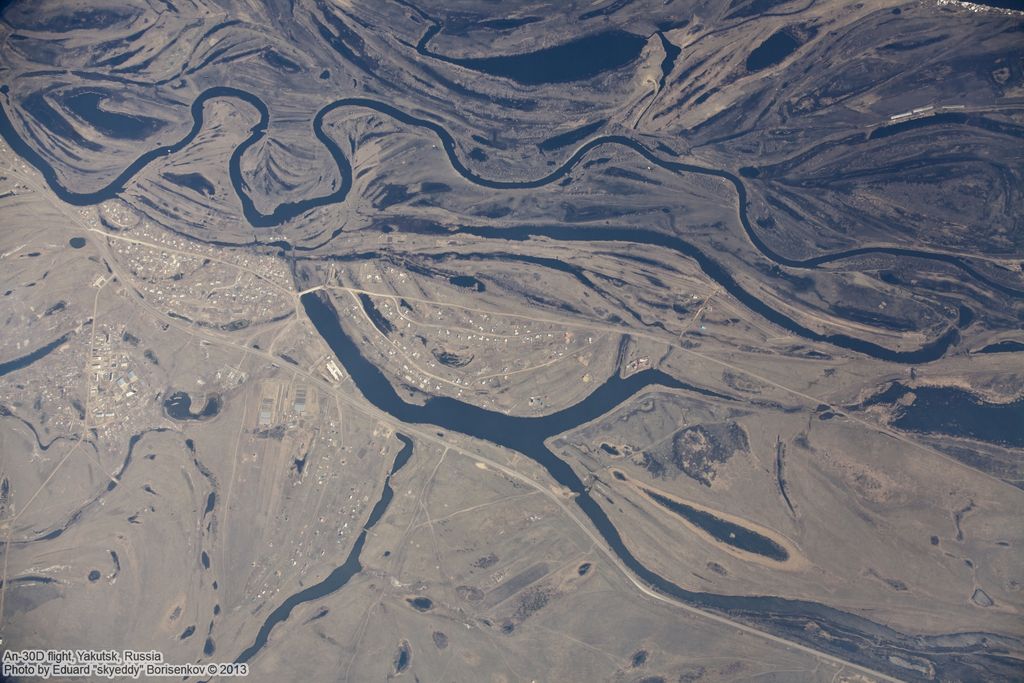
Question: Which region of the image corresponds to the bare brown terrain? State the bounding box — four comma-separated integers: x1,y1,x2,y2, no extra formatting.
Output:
0,0,1021,681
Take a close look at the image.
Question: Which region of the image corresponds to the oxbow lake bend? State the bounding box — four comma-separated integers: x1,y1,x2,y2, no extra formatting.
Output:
2,87,1019,362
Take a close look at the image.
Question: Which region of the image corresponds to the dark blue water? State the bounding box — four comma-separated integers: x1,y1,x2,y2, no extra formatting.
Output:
0,334,68,377
869,112,969,141
977,340,1024,354
62,90,165,140
419,29,647,84
163,171,214,196
0,58,1012,683
2,86,1017,366
474,17,543,31
234,434,413,664
68,237,86,248
298,291,999,678
439,224,963,364
448,275,485,291
0,86,350,228
745,30,799,72
578,0,634,20
358,293,393,335
951,0,1023,10
538,119,606,152
20,91,101,151
891,385,1024,448
407,597,433,611
657,33,681,91
3,85,1018,306
262,49,301,73
642,489,789,561
1,6,136,32
163,391,222,420
726,0,798,19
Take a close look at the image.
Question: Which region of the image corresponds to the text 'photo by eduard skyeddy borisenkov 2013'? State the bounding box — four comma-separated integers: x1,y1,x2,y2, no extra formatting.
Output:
0,0,1021,681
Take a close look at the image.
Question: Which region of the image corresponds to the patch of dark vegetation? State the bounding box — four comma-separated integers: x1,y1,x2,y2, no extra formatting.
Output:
262,48,301,72
668,422,748,486
456,585,484,602
538,119,606,152
868,568,908,591
830,304,916,332
449,275,485,291
472,553,498,569
220,320,249,332
432,631,448,649
305,607,329,624
432,348,473,368
725,0,793,20
43,301,66,316
603,167,662,186
511,584,553,622
721,370,763,394
255,425,287,440
637,453,666,478
421,182,450,194
775,437,795,515
372,184,409,209
631,649,648,667
678,668,707,683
